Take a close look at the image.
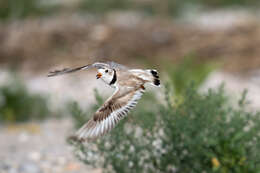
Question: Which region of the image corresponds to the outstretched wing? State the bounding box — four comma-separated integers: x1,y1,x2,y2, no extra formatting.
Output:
48,61,128,77
75,87,145,141
48,64,92,77
48,62,112,77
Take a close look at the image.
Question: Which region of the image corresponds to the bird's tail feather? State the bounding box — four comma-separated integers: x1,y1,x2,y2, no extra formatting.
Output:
147,69,160,87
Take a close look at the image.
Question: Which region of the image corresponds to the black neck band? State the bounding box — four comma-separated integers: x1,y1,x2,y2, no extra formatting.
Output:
109,69,117,85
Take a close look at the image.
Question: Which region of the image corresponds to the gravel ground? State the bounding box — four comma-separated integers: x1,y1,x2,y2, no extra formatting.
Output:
0,119,101,173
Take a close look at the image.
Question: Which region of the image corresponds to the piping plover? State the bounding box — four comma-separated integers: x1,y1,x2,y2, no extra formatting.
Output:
48,62,160,141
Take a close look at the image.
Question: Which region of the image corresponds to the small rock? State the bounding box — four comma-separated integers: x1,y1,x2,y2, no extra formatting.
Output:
28,151,41,161
9,167,19,173
18,161,41,173
65,162,81,171
0,162,10,170
18,132,29,143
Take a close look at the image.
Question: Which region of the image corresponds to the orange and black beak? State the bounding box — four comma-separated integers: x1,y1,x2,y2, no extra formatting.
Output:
96,72,102,79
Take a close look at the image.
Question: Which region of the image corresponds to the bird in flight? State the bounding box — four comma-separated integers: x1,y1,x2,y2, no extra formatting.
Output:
48,61,160,142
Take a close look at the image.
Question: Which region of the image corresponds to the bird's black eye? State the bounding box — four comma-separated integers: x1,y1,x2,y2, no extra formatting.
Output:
105,70,108,73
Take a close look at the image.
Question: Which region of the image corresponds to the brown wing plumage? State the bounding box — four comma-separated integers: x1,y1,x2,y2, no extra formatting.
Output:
75,87,145,141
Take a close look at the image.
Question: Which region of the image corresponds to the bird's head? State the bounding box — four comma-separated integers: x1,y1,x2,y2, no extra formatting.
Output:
96,68,117,85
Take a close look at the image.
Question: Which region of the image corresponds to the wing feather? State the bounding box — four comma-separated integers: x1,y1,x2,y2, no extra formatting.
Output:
75,87,145,141
48,64,92,77
48,61,127,77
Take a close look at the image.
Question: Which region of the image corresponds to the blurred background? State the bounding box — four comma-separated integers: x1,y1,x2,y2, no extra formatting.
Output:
1,0,260,173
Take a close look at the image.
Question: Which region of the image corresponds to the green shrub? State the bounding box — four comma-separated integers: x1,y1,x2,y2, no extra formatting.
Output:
79,0,132,14
1,0,258,21
0,0,57,21
69,84,260,173
198,0,259,8
0,75,50,123
78,0,259,16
